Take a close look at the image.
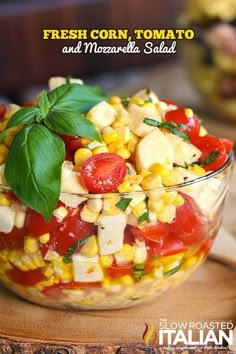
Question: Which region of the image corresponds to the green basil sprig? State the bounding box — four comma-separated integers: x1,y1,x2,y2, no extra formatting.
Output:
3,83,107,220
143,118,190,142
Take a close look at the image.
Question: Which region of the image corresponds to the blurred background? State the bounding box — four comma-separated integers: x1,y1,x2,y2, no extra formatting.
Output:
0,0,236,142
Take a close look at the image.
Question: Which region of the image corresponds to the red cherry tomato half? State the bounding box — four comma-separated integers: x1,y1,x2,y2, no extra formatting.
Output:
80,153,127,193
147,236,187,257
129,222,169,242
6,267,46,286
165,107,200,141
106,261,134,278
124,226,135,244
0,226,26,249
42,211,95,256
59,134,82,161
23,101,34,107
219,138,234,154
193,135,227,171
0,104,6,119
170,194,207,246
25,202,75,237
160,99,178,107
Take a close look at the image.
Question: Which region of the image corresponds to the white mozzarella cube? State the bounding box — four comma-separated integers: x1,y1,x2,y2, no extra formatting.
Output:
48,76,83,91
166,134,202,165
60,161,88,194
128,103,161,137
87,101,117,131
72,254,104,282
0,206,15,233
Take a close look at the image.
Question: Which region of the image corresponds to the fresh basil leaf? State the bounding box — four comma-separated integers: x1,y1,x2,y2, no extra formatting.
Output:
38,90,50,116
164,264,181,277
116,198,132,211
4,124,65,221
137,211,149,224
63,235,92,264
45,110,102,142
201,151,219,166
143,118,190,142
3,106,39,131
48,83,107,113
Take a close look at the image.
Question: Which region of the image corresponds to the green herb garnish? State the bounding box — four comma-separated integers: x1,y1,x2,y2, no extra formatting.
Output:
146,87,151,94
201,151,219,166
2,83,107,220
116,198,132,211
164,264,181,277
122,98,129,107
133,263,145,279
143,118,191,142
138,211,149,224
63,235,92,264
174,161,199,169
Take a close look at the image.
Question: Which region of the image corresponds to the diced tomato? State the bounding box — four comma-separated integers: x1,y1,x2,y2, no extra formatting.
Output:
192,135,227,171
170,194,207,246
129,222,169,242
6,267,46,286
0,226,26,249
0,104,6,119
165,107,200,141
23,101,34,107
42,210,95,256
25,202,76,237
80,153,127,193
147,236,187,257
106,261,134,278
6,191,25,206
59,134,82,161
43,281,101,298
123,226,135,244
219,138,234,154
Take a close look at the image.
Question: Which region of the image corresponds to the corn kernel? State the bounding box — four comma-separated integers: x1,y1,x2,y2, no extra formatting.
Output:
101,126,119,144
164,261,180,274
111,103,123,112
199,126,208,137
108,141,124,153
52,257,73,281
129,96,144,105
162,170,182,187
116,147,130,160
39,233,50,244
36,277,56,290
117,181,132,193
102,277,111,290
80,137,91,146
87,198,103,213
149,163,172,178
157,205,176,223
14,210,26,228
41,265,54,278
182,256,198,269
174,194,184,206
163,191,178,205
0,144,8,156
112,120,123,128
148,199,164,214
184,108,194,118
132,201,147,218
74,148,92,166
4,134,14,148
100,255,114,268
24,236,39,254
116,108,132,125
114,126,131,144
80,235,99,257
108,96,121,105
127,133,139,153
125,175,143,185
188,165,206,177
142,102,156,109
120,275,134,284
80,206,99,223
92,146,109,155
114,244,134,266
140,169,151,178
0,193,10,206
141,173,162,190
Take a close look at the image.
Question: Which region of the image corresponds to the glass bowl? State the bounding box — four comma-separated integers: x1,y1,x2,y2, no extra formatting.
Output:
0,153,234,310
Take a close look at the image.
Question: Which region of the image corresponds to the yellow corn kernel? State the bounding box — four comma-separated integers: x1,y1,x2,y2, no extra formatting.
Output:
199,125,208,137
127,133,139,153
141,173,162,190
116,109,132,125
111,103,123,113
142,102,156,109
80,137,91,146
149,163,172,178
125,175,143,185
87,198,103,213
157,205,176,223
117,181,132,193
114,244,134,266
114,126,131,144
188,165,206,177
39,233,50,244
174,194,184,206
112,120,123,128
148,199,164,214
107,141,124,153
108,96,121,105
92,146,109,155
116,147,130,160
101,126,119,144
162,170,182,187
35,277,56,290
41,265,54,278
182,256,198,269
163,191,178,205
120,275,134,285
4,134,14,148
80,235,99,257
80,206,99,223
184,108,194,118
100,255,114,268
0,193,10,206
24,236,39,254
0,144,8,156
31,252,46,268
74,148,92,167
140,169,151,178
132,201,147,218
52,257,73,281
129,96,144,106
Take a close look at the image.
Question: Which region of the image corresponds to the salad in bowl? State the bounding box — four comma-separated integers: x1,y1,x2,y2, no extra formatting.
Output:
0,77,234,310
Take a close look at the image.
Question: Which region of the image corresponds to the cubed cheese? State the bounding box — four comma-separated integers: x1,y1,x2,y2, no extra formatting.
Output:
133,88,159,103
97,212,127,255
166,134,201,165
0,206,15,233
48,76,83,91
87,101,117,131
61,161,88,194
135,128,174,172
128,103,161,137
72,254,104,282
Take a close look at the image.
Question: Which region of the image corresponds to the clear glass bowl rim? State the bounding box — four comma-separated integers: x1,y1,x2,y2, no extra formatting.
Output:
0,151,234,199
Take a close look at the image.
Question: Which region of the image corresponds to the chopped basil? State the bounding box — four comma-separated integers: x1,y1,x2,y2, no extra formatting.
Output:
201,151,219,166
174,161,199,169
133,264,145,279
126,165,131,175
122,98,129,107
116,198,132,211
146,87,151,94
143,118,191,142
138,212,149,224
164,264,181,277
63,235,92,264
